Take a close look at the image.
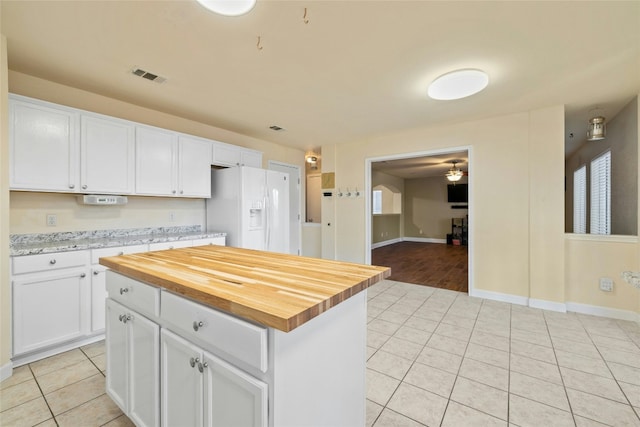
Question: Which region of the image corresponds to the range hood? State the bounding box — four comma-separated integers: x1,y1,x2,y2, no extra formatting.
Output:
77,195,128,205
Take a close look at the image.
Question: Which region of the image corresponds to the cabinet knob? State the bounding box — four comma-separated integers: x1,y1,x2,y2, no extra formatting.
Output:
198,361,208,373
118,251,124,256
49,259,57,265
82,185,87,190
120,314,131,323
93,270,100,276
180,190,184,194
193,321,204,331
172,190,176,194
189,357,200,368
69,184,75,189
80,273,86,278
119,287,129,295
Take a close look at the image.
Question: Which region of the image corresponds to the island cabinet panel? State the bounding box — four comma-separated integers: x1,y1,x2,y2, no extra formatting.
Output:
105,271,160,319
106,299,160,427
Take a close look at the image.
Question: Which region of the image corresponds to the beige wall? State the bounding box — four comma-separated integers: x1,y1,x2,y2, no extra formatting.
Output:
404,176,468,240
372,170,403,244
1,35,11,372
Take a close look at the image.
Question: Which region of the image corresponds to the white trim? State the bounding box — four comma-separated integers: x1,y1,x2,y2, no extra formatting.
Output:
402,237,447,244
469,288,529,306
566,302,640,323
371,238,403,249
529,298,567,313
11,334,104,367
0,361,13,382
565,233,638,244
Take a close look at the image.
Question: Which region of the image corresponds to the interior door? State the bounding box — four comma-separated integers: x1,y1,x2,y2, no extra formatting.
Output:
268,161,301,255
266,170,290,254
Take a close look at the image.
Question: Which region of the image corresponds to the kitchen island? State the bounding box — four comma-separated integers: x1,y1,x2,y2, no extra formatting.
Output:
100,245,390,427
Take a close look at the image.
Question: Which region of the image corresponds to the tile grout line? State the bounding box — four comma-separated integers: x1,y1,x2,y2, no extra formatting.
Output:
27,363,59,427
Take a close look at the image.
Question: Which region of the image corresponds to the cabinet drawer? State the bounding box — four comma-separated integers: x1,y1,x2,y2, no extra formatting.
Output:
148,240,193,251
12,251,90,275
106,271,160,318
91,244,148,264
161,290,268,373
191,237,225,247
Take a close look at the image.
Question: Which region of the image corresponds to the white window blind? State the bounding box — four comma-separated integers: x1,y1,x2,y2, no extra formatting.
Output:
372,190,382,214
573,165,586,233
590,150,611,235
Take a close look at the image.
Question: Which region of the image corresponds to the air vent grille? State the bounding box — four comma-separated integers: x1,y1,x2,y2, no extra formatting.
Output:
269,125,285,131
131,67,167,84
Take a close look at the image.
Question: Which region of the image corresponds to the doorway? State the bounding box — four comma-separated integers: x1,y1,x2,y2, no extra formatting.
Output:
365,147,473,294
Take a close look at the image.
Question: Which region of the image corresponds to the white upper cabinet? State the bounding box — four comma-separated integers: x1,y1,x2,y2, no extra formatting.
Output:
135,126,178,196
212,141,262,168
81,114,135,194
9,95,79,192
178,136,212,197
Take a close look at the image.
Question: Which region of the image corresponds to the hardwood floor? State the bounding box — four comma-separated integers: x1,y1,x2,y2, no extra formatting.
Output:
371,241,468,293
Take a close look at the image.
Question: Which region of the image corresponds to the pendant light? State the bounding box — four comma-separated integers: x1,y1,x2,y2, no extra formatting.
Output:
195,0,256,16
446,161,463,182
587,116,606,141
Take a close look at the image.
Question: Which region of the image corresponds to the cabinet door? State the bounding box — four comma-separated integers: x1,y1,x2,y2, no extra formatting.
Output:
212,142,241,167
81,115,135,194
241,150,263,168
129,310,160,427
106,299,128,413
91,267,108,332
135,126,177,196
161,329,204,427
12,268,89,355
203,351,268,427
178,136,212,198
9,97,79,192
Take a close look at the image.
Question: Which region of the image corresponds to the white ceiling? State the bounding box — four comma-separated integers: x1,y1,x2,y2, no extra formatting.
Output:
2,1,639,157
372,151,468,180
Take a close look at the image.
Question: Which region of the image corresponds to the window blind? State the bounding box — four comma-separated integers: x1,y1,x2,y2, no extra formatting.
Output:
590,151,611,235
573,165,586,233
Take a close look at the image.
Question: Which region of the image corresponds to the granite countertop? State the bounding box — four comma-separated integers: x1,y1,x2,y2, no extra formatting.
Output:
10,226,226,256
100,245,390,332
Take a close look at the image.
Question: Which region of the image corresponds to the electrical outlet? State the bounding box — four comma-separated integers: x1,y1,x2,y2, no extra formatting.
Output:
599,277,614,292
46,214,57,227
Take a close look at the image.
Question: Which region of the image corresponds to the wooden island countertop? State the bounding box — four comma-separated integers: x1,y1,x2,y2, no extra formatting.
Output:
100,245,390,332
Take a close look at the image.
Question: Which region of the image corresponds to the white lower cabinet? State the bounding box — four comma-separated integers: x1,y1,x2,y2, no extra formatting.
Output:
106,299,160,427
161,328,267,427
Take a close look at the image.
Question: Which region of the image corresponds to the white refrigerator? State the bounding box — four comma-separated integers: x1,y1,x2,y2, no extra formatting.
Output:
206,166,290,253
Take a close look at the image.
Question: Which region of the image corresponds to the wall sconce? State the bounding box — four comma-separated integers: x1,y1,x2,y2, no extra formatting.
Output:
587,116,606,141
305,154,318,170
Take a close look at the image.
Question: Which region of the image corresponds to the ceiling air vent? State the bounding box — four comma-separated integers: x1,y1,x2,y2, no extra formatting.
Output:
269,125,285,131
131,67,167,84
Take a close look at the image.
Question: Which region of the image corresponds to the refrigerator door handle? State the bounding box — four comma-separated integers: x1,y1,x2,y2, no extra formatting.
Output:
265,191,270,250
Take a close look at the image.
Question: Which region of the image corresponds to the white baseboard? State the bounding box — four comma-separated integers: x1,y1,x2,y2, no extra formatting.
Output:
11,334,105,367
402,237,447,244
529,298,567,313
0,361,13,382
469,288,529,306
371,238,403,249
566,302,640,323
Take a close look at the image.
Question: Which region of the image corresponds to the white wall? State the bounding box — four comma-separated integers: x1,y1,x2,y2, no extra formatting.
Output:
1,35,11,377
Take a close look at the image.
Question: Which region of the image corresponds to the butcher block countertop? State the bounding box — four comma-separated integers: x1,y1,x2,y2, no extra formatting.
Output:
100,245,391,332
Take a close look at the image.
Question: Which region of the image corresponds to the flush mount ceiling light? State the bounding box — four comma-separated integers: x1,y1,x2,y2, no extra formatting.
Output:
446,161,463,182
195,0,256,16
428,69,489,100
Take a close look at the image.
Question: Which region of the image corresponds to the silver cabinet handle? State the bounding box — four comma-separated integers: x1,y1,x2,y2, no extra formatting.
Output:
82,185,87,190
69,184,75,189
49,259,57,265
80,273,86,278
93,270,100,275
198,361,208,373
118,251,124,256
193,321,204,331
189,357,200,368
180,190,184,194
122,314,131,323
119,287,129,295
172,190,176,194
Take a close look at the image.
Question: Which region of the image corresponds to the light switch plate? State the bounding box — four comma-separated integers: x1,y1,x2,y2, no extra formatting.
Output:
599,277,614,292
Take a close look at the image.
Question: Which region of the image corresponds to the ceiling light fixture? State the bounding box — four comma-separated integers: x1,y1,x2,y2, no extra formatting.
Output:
428,69,489,100
587,116,606,141
446,161,463,182
195,0,256,16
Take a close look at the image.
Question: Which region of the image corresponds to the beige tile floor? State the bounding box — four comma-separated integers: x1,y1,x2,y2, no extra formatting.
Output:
1,279,639,426
0,340,133,427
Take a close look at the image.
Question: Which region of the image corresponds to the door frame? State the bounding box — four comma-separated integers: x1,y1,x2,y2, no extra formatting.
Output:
364,145,474,295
